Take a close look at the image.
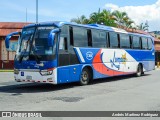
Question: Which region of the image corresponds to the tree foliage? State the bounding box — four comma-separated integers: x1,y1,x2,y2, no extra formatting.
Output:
136,21,149,31
71,15,89,24
70,9,149,31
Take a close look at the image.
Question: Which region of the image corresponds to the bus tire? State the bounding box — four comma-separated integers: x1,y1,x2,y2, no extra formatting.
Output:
79,68,90,86
136,64,143,77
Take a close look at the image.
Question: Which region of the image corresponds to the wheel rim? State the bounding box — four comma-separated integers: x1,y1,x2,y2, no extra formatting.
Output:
82,71,88,82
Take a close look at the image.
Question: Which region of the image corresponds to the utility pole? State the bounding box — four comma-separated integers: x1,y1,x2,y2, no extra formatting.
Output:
26,8,28,23
36,0,38,23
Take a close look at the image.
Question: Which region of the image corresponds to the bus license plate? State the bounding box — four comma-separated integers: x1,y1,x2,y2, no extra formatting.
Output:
26,76,32,80
21,72,24,76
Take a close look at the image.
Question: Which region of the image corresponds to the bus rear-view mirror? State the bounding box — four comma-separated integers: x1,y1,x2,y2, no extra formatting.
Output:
5,32,21,52
48,28,60,47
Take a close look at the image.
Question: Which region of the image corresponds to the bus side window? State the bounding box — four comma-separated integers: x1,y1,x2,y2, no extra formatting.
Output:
73,27,88,47
120,33,130,49
132,36,140,49
69,27,74,46
148,38,153,50
109,32,119,48
92,30,107,48
88,29,92,47
141,37,148,50
59,37,68,51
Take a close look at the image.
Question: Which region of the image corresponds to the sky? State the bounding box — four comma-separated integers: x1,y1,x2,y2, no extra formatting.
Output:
0,0,159,31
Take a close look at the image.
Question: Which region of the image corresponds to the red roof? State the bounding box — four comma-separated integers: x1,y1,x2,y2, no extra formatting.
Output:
0,29,21,36
154,38,160,42
118,25,150,35
155,46,160,51
124,28,150,35
0,22,31,36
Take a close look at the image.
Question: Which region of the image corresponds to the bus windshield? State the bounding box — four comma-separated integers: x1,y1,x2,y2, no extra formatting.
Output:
16,26,57,61
31,26,56,56
19,27,35,54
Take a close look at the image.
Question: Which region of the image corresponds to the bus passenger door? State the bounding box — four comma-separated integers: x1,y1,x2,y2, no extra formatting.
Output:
58,37,69,66
58,37,70,83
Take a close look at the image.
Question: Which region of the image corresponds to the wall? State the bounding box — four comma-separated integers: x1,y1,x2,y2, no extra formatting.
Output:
0,37,17,69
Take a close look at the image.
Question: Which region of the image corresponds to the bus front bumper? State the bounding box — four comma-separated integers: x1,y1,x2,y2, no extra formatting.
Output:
14,69,57,84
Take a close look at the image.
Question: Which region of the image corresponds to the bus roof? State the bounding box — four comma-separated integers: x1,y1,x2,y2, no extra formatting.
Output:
24,21,152,38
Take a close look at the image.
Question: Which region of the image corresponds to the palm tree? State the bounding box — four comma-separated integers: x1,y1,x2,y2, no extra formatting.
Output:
70,9,137,29
101,9,117,27
71,15,89,24
89,8,103,24
89,9,117,27
137,21,149,31
124,19,134,28
112,10,129,27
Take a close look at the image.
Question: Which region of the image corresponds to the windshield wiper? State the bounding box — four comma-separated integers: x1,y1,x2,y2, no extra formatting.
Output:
30,46,42,64
19,47,27,63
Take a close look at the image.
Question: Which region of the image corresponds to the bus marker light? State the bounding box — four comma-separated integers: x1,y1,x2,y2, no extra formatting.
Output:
47,78,52,81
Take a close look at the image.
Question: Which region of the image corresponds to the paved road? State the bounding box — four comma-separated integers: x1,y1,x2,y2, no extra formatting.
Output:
0,70,160,120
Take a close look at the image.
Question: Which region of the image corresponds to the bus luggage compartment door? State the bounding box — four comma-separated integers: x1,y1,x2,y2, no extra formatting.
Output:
57,68,69,84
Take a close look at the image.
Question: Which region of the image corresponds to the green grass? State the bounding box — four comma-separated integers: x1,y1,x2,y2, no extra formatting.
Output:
0,69,14,72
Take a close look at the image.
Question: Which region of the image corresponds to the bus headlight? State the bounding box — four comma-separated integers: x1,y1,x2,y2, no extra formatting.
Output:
14,69,19,74
40,70,53,76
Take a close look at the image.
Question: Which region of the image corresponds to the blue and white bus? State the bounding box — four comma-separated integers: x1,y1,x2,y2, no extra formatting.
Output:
5,21,155,85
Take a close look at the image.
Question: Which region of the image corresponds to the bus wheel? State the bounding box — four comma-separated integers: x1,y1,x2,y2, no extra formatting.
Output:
136,64,143,77
80,68,90,85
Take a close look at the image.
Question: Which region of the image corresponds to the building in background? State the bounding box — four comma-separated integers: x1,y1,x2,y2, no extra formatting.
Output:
0,22,30,69
150,31,160,39
150,31,160,65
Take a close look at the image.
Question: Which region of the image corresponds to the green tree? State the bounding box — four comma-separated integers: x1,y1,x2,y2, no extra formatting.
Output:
124,19,135,28
112,10,131,27
137,21,149,31
70,9,137,29
100,9,117,27
89,8,102,24
71,15,89,24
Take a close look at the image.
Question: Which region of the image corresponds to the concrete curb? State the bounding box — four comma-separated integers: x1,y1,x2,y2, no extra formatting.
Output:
155,66,160,70
0,70,13,72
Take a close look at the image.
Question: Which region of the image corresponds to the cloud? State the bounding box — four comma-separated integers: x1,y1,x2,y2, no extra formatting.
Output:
104,0,160,31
